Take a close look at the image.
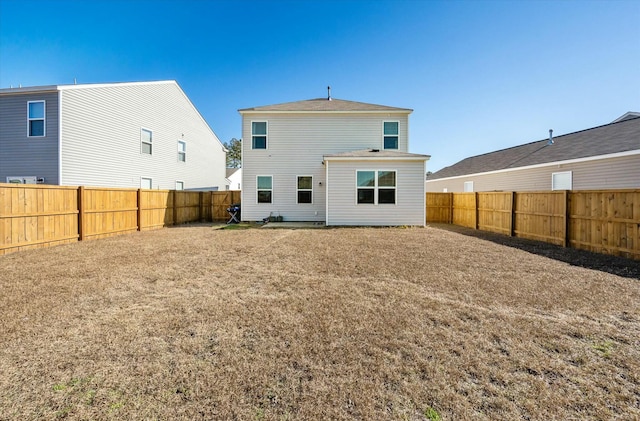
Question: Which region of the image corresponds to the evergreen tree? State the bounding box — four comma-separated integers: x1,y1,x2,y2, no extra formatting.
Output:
224,138,242,168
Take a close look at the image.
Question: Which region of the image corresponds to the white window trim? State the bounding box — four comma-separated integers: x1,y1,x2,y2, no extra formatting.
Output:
356,169,397,205
175,181,184,190
383,120,399,150
177,140,186,162
551,171,572,191
141,177,153,189
251,120,268,150
256,175,273,204
297,175,313,204
141,128,153,155
463,181,474,192
27,100,46,137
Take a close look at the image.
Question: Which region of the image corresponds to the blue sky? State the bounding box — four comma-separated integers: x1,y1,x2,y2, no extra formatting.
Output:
1,0,638,172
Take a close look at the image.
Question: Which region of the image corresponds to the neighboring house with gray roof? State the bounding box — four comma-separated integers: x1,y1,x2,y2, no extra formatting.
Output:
238,91,430,225
426,114,640,192
0,80,227,190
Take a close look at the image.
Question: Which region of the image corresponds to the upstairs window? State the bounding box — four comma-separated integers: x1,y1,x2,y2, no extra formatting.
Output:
463,181,474,192
357,170,396,204
175,181,184,190
552,171,572,190
141,129,152,154
383,121,398,149
27,101,45,137
178,140,186,162
257,175,272,203
297,176,313,204
141,177,152,189
252,121,267,149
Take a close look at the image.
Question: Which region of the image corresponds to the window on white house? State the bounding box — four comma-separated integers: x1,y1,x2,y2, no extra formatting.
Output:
552,171,572,190
378,171,396,204
383,121,398,149
178,140,186,162
141,177,152,189
175,181,184,190
252,121,267,149
463,181,474,192
141,129,152,154
257,176,272,203
27,101,45,137
357,170,396,204
297,176,313,204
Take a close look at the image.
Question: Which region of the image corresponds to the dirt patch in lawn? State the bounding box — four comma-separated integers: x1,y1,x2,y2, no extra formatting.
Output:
1,226,638,420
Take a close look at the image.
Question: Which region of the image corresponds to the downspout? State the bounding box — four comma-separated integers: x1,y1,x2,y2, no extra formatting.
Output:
58,88,63,185
325,160,329,225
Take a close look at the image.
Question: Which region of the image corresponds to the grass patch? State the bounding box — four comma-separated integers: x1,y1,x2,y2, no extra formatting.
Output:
1,226,639,419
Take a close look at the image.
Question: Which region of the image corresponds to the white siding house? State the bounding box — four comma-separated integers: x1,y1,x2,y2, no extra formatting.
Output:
0,81,227,190
426,114,640,192
239,95,429,226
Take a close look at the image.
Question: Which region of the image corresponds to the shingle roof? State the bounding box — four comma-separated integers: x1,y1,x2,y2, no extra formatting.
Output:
324,149,430,159
428,116,640,180
226,168,240,178
239,98,412,113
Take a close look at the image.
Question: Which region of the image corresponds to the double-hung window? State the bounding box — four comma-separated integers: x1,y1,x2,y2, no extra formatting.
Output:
297,176,313,204
383,121,398,150
252,121,267,149
257,176,272,203
27,101,45,137
178,140,186,162
357,170,396,204
141,129,152,154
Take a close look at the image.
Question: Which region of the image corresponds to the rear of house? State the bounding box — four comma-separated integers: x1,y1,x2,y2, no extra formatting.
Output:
426,115,640,192
239,94,429,225
0,81,227,190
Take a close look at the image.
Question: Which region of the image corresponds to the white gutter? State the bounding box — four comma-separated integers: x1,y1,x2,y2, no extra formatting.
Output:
426,149,640,183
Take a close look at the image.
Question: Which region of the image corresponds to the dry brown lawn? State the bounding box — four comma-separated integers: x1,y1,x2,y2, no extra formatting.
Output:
0,225,639,420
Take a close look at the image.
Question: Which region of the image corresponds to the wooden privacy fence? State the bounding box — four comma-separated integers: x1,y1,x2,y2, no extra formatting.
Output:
0,183,241,255
426,190,640,260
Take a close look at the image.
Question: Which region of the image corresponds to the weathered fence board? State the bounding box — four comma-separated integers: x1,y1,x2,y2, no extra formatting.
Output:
452,193,476,229
0,184,78,255
0,184,242,256
426,189,639,259
569,190,640,259
212,191,241,221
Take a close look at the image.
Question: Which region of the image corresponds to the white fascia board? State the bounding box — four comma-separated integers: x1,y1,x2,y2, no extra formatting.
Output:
426,149,640,183
323,156,430,162
238,110,412,115
57,80,177,91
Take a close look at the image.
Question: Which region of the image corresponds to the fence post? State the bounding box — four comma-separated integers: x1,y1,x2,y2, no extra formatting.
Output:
509,191,516,237
474,192,479,230
137,189,142,231
77,186,85,241
449,192,454,224
173,190,178,226
563,190,569,247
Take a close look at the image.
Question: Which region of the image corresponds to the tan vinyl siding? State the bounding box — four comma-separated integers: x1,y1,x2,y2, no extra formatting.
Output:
59,82,226,189
241,113,410,221
327,160,425,226
0,91,59,184
425,154,640,192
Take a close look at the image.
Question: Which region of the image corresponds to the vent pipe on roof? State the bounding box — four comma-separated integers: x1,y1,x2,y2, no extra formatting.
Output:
547,129,554,145
327,86,332,101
